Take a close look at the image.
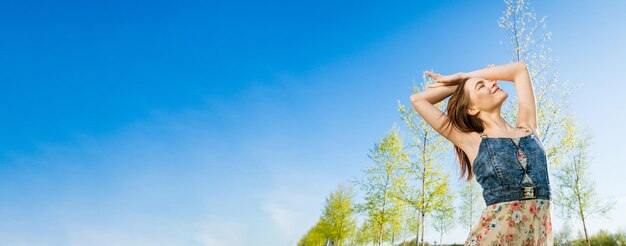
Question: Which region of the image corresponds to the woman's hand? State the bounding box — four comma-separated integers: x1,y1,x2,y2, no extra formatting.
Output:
424,71,465,88
424,64,497,89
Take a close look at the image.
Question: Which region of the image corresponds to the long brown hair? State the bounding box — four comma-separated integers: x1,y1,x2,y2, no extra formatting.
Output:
440,77,485,182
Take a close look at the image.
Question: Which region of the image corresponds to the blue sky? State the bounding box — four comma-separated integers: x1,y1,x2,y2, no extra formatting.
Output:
1,0,625,245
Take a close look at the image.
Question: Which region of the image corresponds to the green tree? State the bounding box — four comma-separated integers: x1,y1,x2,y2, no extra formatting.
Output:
400,207,421,246
354,125,408,246
554,122,616,246
457,178,484,232
554,221,573,246
571,229,625,246
352,219,376,246
387,201,406,246
319,184,357,246
298,218,330,246
431,188,456,246
398,91,452,246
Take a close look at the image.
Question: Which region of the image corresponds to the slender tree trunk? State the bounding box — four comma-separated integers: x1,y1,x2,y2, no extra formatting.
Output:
439,232,443,246
415,211,419,246
378,222,383,246
415,226,419,246
579,204,590,246
573,156,590,246
378,174,390,246
420,131,427,246
403,222,408,246
420,210,425,246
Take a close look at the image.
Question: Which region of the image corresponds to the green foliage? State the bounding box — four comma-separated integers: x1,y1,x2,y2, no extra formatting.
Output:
397,90,454,246
553,122,616,244
431,193,456,245
387,201,407,245
568,229,626,246
297,219,330,246
554,222,574,246
352,219,377,245
457,179,484,232
554,123,614,220
353,125,408,245
320,184,357,246
298,184,357,246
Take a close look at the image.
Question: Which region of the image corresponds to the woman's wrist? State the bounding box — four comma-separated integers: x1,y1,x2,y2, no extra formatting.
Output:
456,72,468,80
418,83,458,104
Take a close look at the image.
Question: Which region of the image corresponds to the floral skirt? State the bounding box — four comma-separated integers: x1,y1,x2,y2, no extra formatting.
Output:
464,199,553,246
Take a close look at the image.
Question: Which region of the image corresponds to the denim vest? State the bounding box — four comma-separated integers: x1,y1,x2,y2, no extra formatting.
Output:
472,128,552,206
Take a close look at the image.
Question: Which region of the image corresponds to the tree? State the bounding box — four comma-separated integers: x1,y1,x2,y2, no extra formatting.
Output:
457,177,485,232
397,90,452,246
298,218,330,246
352,219,376,246
354,125,408,246
399,207,421,246
553,122,615,246
387,201,406,246
571,229,626,246
431,186,456,246
554,221,573,246
319,184,357,246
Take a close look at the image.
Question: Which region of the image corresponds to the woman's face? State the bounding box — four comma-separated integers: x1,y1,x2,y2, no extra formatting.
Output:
465,77,508,114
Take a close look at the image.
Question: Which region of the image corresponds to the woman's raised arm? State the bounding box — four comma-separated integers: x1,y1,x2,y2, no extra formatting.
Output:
461,61,528,83
409,73,473,149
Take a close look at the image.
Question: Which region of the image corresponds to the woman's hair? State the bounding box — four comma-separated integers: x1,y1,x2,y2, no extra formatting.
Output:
440,77,485,182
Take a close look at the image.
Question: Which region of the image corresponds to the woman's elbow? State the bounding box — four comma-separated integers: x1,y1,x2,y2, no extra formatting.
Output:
410,94,429,112
410,94,422,103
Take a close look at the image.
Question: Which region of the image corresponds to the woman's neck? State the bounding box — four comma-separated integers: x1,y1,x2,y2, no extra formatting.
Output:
480,113,513,133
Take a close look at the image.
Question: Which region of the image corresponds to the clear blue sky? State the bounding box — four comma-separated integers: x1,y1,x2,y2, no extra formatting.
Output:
1,0,625,245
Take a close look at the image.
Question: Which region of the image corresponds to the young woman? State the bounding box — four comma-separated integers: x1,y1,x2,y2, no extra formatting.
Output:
409,62,553,245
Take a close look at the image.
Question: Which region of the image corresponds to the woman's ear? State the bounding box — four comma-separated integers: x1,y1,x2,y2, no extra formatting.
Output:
467,106,480,116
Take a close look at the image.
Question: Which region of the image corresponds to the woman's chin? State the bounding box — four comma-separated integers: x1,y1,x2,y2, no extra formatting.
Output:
499,92,509,102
